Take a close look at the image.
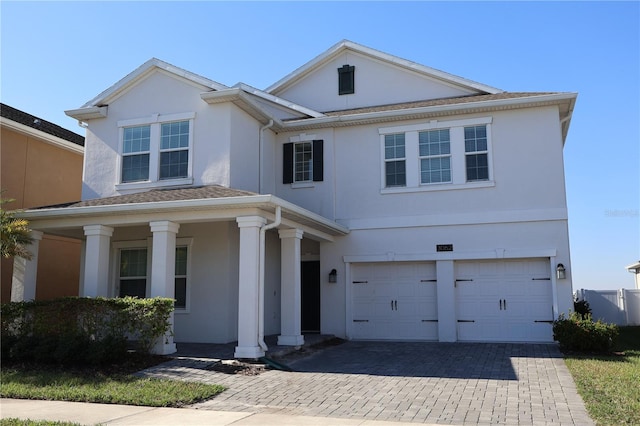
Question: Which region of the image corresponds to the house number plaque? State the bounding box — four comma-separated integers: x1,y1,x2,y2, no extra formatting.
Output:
436,244,453,252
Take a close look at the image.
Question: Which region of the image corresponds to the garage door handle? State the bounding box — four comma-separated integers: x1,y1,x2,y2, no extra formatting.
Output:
535,320,554,323
420,279,437,283
394,300,397,310
504,299,507,310
499,299,503,310
353,319,369,322
422,319,438,322
457,320,475,323
353,281,368,284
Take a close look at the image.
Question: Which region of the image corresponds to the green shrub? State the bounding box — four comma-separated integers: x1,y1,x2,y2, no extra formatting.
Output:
553,312,619,353
1,297,174,365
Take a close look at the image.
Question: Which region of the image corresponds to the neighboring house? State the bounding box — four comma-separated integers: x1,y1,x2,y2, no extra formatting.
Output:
15,41,577,357
627,261,640,289
1,103,84,302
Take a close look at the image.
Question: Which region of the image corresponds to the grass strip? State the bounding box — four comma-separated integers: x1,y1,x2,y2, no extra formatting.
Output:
563,326,640,426
0,368,224,408
1,420,81,426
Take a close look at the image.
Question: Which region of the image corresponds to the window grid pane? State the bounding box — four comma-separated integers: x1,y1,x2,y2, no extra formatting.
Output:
384,134,405,159
123,126,150,153
122,153,150,182
465,125,489,181
419,129,451,184
175,246,187,309
160,150,189,179
161,121,190,150
384,133,406,187
294,142,313,182
120,249,147,277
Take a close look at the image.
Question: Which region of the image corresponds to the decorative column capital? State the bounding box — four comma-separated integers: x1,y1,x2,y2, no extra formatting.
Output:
278,228,304,240
83,225,114,237
236,216,267,229
150,220,180,234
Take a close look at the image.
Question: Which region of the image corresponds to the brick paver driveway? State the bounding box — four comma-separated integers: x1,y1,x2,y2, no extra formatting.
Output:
140,341,593,425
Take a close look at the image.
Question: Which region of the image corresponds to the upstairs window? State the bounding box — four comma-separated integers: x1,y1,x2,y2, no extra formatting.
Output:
122,126,151,183
283,140,324,184
118,112,194,189
160,121,190,180
419,129,451,184
338,65,355,95
465,125,489,181
384,133,406,187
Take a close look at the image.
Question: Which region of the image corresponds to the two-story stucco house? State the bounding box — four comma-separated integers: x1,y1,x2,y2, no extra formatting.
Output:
15,41,577,358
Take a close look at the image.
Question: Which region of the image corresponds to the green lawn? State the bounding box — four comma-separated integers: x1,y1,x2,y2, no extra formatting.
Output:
563,326,640,426
0,357,224,408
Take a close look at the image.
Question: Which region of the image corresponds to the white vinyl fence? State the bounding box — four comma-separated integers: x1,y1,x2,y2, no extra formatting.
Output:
575,289,640,326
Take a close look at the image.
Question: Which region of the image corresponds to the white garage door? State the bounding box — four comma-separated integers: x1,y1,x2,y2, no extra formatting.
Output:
456,259,554,342
351,262,438,340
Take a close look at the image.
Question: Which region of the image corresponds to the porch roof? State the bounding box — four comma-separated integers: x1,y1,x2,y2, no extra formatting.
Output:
19,185,349,242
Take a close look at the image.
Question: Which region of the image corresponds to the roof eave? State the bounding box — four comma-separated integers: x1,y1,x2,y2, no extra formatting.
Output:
0,117,84,154
281,93,579,134
19,194,349,237
200,89,285,127
65,106,108,121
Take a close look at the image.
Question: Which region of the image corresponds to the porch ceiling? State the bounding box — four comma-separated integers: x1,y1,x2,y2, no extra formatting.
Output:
18,185,349,242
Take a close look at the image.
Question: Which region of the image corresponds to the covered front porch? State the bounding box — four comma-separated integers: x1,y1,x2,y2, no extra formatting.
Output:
12,186,348,358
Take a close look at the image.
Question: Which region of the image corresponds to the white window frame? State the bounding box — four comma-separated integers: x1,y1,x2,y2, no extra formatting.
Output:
383,133,407,188
294,141,313,183
464,125,492,182
288,133,318,188
116,112,195,191
111,237,193,313
419,129,452,185
379,117,494,194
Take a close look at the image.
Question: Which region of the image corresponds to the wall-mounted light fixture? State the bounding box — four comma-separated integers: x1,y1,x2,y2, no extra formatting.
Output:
556,263,566,280
328,269,337,283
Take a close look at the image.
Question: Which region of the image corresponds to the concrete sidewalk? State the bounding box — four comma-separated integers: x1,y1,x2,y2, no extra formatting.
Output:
0,398,422,425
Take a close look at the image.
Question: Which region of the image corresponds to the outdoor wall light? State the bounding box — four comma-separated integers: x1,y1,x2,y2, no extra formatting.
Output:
556,264,566,280
328,269,337,283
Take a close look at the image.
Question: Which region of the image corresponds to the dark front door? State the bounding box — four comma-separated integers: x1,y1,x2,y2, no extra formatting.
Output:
301,260,321,333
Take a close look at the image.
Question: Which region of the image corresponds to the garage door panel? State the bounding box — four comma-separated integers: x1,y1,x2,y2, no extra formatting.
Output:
456,259,553,342
351,262,437,341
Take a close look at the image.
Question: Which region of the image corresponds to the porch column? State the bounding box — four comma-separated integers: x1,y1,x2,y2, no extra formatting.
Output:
436,260,457,342
10,230,43,301
149,220,180,355
235,216,266,359
278,228,305,346
82,225,113,297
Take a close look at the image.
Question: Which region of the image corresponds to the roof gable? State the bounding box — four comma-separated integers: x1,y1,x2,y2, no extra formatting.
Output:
81,58,228,109
266,40,503,106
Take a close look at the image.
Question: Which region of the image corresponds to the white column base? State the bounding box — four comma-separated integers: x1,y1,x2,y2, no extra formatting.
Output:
277,334,305,346
151,339,177,355
234,345,265,359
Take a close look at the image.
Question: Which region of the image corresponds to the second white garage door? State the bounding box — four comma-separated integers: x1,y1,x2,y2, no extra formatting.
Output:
456,259,554,342
351,262,438,341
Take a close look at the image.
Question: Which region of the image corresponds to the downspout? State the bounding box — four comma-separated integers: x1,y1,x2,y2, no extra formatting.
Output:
258,205,281,351
259,120,274,194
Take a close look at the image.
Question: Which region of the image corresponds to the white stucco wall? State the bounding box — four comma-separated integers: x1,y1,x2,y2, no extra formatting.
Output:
272,50,476,113
81,71,235,200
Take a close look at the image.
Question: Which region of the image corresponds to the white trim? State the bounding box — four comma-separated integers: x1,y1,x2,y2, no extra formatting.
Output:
117,112,196,128
380,181,495,195
0,117,84,155
338,208,568,230
378,116,492,135
290,182,315,189
343,248,557,264
289,133,318,142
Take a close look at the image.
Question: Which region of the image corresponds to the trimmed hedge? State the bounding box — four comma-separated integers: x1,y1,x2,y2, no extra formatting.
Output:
1,297,174,365
553,312,619,353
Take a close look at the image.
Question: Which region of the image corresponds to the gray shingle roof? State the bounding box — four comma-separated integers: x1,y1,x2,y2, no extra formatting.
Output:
320,92,557,117
1,103,85,146
36,185,258,209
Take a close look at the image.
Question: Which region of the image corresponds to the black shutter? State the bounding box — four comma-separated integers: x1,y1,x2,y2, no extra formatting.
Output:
338,65,355,95
312,140,323,182
283,143,294,184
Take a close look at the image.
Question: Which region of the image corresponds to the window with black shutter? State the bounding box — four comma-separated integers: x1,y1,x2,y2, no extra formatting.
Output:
283,140,323,184
338,65,355,95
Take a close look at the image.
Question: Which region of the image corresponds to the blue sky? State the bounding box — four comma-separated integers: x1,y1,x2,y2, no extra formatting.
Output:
1,1,638,290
